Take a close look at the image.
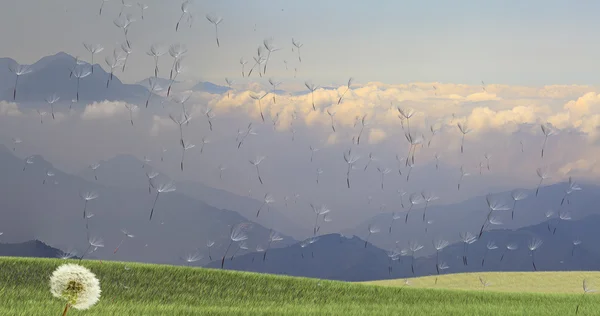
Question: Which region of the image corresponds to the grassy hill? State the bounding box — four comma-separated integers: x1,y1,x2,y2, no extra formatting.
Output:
366,271,600,294
1,257,599,315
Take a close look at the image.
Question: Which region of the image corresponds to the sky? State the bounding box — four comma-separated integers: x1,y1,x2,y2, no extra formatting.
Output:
1,0,600,243
3,0,600,85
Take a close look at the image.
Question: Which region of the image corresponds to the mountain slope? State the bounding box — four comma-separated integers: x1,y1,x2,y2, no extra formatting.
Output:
0,52,150,105
77,154,307,239
344,178,599,253
205,233,399,281
204,215,600,281
0,240,65,258
0,145,294,266
192,81,229,94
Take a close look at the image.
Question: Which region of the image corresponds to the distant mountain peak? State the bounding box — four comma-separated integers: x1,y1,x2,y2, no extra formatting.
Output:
191,81,229,94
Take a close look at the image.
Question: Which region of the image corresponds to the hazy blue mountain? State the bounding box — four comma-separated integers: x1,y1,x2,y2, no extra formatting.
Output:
191,81,230,94
0,52,150,105
76,154,307,239
344,177,598,254
0,240,66,259
205,215,600,281
0,145,294,266
176,180,307,239
0,57,18,92
136,77,177,89
205,233,399,281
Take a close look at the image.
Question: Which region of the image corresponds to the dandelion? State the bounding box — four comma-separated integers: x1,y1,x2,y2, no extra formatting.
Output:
9,63,33,101
433,239,449,274
478,194,510,238
292,38,303,62
457,122,471,153
561,176,582,206
364,224,380,248
249,156,266,185
540,123,556,158
79,237,104,263
337,77,354,104
125,103,138,126
356,114,369,145
576,279,595,314
82,43,104,74
250,92,268,122
206,14,223,47
98,0,110,15
138,2,148,19
404,131,423,167
182,251,203,267
23,156,34,171
397,107,415,134
43,170,55,185
343,149,359,188
305,81,319,111
176,1,191,32
528,238,543,271
147,44,167,78
479,276,492,291
535,166,550,197
113,229,134,254
50,264,101,314
327,109,336,132
460,231,477,266
71,65,92,102
572,240,582,257
146,171,159,194
481,241,498,266
263,38,281,75
89,163,100,181
405,193,424,223
256,193,274,217
12,137,22,152
510,189,528,220
240,58,248,77
421,190,439,222
222,223,251,268
500,243,518,262
207,240,215,260
149,182,176,221
408,241,423,275
45,94,60,120
311,204,330,236
264,230,283,261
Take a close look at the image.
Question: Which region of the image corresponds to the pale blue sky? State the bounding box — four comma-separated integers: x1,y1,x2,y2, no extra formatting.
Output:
2,0,600,86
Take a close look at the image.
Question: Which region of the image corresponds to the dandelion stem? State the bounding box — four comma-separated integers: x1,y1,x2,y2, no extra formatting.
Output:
62,303,71,316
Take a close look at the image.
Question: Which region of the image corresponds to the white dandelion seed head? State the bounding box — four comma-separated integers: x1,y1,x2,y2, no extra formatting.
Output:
49,263,101,310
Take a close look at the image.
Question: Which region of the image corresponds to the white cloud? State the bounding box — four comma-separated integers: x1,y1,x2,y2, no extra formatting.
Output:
81,101,129,120
368,128,387,144
0,101,22,116
150,115,176,136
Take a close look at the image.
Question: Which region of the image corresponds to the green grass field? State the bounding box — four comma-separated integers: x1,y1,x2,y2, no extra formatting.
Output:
1,257,599,315
367,271,600,294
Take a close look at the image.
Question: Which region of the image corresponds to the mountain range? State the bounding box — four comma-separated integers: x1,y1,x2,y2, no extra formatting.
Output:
0,144,294,266
343,176,598,254
206,214,600,281
76,154,307,239
1,52,229,106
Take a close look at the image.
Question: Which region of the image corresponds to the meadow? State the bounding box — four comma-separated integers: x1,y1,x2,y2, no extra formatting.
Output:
367,271,600,294
1,257,599,315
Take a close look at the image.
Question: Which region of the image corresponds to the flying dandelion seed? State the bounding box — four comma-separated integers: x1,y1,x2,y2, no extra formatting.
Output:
149,182,176,221
206,14,223,47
